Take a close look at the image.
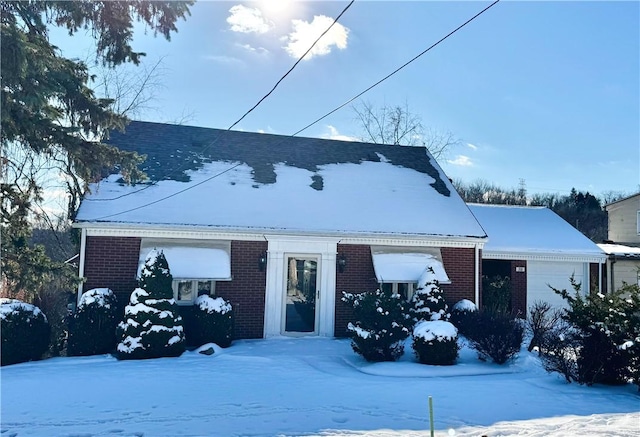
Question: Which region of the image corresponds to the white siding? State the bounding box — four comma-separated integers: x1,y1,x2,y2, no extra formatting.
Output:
607,195,640,244
527,261,588,309
611,260,640,290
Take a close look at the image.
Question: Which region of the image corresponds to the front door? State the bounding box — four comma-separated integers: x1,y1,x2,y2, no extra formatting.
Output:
283,256,318,334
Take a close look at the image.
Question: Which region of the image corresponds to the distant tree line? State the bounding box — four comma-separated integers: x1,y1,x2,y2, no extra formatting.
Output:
453,180,630,243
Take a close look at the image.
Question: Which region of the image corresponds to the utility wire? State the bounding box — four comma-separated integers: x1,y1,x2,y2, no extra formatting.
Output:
293,0,500,136
90,1,356,218
229,0,355,130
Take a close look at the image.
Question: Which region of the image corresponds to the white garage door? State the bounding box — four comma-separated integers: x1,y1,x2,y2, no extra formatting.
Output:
527,261,588,309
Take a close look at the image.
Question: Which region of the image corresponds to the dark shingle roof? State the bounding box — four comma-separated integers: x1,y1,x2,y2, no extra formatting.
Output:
108,121,451,196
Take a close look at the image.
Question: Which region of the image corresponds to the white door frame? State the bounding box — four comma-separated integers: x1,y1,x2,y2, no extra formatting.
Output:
263,236,337,337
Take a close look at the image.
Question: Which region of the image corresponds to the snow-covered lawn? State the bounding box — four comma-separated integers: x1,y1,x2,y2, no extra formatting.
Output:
1,337,638,437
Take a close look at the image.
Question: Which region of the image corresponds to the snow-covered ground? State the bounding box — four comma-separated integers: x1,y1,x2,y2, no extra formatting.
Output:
1,337,638,437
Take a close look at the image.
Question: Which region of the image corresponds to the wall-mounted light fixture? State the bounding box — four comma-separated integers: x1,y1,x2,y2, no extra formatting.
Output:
337,253,347,273
258,252,268,271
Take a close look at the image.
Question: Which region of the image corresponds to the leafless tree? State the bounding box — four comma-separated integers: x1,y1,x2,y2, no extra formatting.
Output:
352,100,459,159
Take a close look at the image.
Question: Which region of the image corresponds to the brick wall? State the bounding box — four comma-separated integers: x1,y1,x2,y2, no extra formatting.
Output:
83,236,141,308
440,247,479,306
334,244,379,337
510,260,527,316
216,240,267,339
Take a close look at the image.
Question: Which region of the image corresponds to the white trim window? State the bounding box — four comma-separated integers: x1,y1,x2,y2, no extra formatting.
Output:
172,279,216,305
380,282,415,302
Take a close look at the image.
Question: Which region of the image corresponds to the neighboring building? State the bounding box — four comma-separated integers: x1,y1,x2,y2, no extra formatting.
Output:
605,193,640,246
73,121,487,340
468,204,606,314
599,193,640,291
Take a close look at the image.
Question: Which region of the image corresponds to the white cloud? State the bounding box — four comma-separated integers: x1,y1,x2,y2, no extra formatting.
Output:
284,15,349,60
202,55,244,66
447,155,474,167
322,125,358,142
227,5,273,34
238,43,269,55
466,143,478,150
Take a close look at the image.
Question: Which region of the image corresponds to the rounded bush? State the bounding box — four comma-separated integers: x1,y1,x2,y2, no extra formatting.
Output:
450,299,477,337
68,288,118,356
1,299,50,366
412,320,459,365
342,288,412,362
191,295,234,348
466,310,524,364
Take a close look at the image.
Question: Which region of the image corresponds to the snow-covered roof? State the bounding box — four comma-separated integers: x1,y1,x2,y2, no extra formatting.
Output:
75,121,486,240
468,204,606,261
597,243,640,258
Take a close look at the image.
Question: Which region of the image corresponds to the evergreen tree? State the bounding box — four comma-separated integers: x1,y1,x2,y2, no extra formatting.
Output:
116,250,185,360
410,267,450,322
1,1,193,300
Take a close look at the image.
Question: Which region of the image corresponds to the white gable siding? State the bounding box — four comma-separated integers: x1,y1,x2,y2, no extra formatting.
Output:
606,194,640,244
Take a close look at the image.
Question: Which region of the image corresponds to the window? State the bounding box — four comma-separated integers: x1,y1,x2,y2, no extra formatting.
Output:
381,282,415,301
172,279,215,305
637,210,640,235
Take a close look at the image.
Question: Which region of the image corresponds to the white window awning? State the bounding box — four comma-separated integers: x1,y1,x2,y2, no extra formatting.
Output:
138,240,231,280
371,246,450,284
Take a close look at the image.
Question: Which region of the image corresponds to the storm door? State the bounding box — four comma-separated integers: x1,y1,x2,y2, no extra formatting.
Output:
283,256,319,334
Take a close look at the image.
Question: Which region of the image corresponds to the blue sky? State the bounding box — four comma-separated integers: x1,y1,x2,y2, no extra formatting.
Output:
53,0,640,197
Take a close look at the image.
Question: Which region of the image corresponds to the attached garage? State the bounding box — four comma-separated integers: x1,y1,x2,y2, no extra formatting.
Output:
527,261,588,309
469,204,606,314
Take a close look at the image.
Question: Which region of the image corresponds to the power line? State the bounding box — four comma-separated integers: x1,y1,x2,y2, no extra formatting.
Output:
89,0,355,203
293,0,500,136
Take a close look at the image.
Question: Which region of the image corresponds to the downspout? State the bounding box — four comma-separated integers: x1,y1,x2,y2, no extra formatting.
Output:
474,244,480,305
76,228,87,305
610,256,616,293
598,261,602,294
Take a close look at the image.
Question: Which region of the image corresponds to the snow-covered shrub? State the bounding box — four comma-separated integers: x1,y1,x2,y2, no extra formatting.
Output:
115,250,185,360
449,299,477,337
526,300,562,353
412,320,459,365
1,299,50,366
465,310,524,365
190,295,234,348
67,288,118,356
551,279,640,387
482,275,511,313
410,267,450,323
342,288,412,362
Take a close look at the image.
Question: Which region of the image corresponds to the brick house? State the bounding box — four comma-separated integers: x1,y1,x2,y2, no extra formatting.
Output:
73,121,487,340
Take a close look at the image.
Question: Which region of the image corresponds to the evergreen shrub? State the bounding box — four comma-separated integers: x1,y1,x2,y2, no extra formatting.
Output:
550,279,640,387
465,309,524,364
482,275,511,313
342,288,412,362
410,267,450,323
191,295,234,348
1,298,50,365
67,288,118,356
449,299,477,337
412,320,459,365
115,250,185,360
